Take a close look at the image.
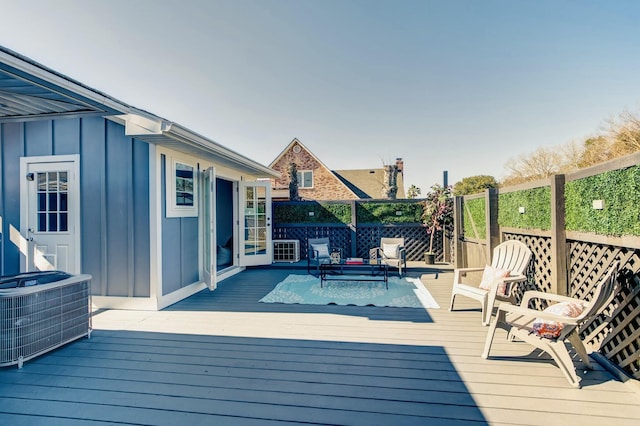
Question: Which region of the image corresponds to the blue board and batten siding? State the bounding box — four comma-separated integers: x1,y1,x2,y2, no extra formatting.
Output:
160,155,200,296
0,116,151,297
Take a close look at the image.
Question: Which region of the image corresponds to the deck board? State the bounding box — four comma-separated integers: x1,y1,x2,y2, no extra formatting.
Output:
1,266,639,425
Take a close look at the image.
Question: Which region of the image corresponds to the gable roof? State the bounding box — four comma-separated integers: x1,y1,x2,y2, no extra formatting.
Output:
269,138,360,198
334,168,406,199
0,45,278,178
270,138,406,199
269,138,327,172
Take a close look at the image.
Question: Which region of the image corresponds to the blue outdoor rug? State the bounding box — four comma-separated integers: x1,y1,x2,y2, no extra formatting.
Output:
259,274,440,309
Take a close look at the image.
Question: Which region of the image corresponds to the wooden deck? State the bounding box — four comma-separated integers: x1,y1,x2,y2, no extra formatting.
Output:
1,265,639,425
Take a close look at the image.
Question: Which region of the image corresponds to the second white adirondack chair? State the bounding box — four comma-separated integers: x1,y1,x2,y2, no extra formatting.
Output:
449,240,532,325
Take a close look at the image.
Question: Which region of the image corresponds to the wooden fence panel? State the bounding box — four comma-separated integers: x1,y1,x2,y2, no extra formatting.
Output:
457,239,487,269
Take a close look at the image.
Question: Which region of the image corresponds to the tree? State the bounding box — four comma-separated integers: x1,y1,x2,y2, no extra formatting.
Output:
502,146,564,185
578,110,640,168
608,108,640,154
500,108,640,186
288,162,300,201
578,136,612,168
422,184,454,254
453,175,497,196
407,184,421,199
381,164,399,199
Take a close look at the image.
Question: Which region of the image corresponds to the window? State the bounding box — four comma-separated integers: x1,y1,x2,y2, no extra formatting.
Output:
166,155,198,217
175,162,194,206
297,170,313,188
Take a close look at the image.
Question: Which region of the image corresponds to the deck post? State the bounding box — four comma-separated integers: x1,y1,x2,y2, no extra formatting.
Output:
550,174,568,296
350,200,358,258
453,196,465,268
486,188,500,254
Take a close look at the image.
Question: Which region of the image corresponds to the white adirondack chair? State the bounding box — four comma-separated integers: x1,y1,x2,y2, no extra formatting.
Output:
449,240,532,325
482,261,619,388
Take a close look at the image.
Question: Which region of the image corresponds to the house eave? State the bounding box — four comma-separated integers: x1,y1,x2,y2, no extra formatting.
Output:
0,46,131,118
0,46,278,179
111,114,279,178
164,123,280,178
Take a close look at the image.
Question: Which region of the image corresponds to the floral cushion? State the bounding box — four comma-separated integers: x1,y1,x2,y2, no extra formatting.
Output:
478,265,510,296
311,243,330,258
382,243,400,259
532,302,584,339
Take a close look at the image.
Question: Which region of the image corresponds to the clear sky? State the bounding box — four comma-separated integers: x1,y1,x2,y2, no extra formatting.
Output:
1,0,639,192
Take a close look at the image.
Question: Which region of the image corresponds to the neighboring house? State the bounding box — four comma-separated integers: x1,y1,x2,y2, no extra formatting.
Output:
269,138,405,200
0,46,278,310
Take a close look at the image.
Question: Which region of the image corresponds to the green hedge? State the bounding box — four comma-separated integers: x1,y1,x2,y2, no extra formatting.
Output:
498,187,551,230
463,198,486,239
565,166,640,236
356,201,423,224
273,202,351,224
273,200,424,224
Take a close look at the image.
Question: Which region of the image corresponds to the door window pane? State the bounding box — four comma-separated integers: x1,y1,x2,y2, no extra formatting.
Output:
48,172,58,191
60,213,68,232
38,213,46,232
60,193,68,211
35,171,68,233
38,172,47,191
38,193,46,212
48,193,58,211
59,172,68,191
48,213,58,232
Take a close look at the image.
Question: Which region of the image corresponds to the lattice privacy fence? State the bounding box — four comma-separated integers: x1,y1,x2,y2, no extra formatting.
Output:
567,241,640,380
272,225,351,260
503,233,553,309
273,223,446,262
354,224,441,261
458,158,640,382
502,233,640,380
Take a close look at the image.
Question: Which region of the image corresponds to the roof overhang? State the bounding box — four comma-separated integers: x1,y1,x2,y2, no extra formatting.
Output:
0,47,128,121
0,46,278,179
110,113,279,178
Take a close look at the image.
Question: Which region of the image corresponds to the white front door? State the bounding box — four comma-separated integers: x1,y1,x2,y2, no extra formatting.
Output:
239,181,272,266
20,155,80,274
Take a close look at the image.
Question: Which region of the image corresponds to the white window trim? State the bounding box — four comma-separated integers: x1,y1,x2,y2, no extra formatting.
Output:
297,170,314,188
166,154,199,218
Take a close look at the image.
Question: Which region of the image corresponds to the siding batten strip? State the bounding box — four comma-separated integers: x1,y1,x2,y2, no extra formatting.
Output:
128,136,135,297
101,119,108,296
